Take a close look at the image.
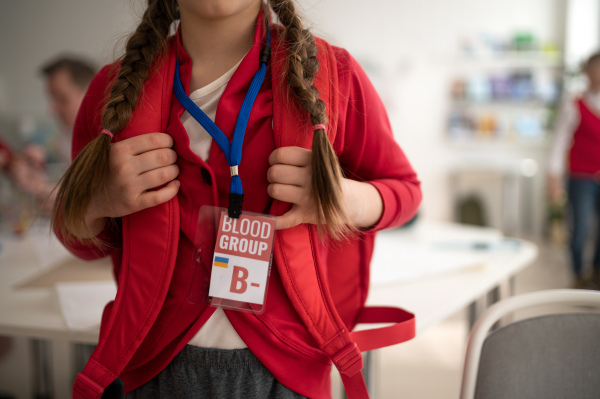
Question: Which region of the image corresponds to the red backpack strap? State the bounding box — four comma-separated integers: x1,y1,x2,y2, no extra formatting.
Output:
273,225,369,397
271,29,416,398
271,29,367,398
350,307,415,351
72,46,180,399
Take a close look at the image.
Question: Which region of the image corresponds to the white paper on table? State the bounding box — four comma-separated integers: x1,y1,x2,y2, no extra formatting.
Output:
55,281,117,331
370,238,488,285
369,223,507,285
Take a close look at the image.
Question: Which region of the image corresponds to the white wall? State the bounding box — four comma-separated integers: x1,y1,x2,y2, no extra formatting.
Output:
300,0,567,228
565,0,600,69
0,0,143,119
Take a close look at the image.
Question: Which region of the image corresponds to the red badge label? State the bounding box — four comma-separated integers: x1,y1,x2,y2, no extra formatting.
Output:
209,211,275,308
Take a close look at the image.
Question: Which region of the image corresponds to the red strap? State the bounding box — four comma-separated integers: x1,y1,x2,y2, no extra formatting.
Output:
332,307,415,399
72,42,180,398
340,371,370,399
337,307,415,398
271,28,350,361
350,307,416,352
270,29,397,399
73,373,104,399
331,343,369,399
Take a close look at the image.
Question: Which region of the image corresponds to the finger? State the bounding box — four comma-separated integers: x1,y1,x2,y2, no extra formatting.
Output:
137,164,180,192
275,209,302,230
132,148,177,175
267,183,307,205
269,147,311,167
120,133,174,156
267,164,310,186
137,180,181,210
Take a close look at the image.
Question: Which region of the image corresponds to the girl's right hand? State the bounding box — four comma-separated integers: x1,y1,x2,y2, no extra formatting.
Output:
82,133,180,238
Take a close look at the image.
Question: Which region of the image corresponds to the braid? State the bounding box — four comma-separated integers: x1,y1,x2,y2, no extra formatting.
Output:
103,0,177,132
52,0,177,244
269,0,354,241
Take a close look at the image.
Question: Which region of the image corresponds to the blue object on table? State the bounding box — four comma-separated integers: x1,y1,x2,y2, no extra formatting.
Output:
433,238,522,251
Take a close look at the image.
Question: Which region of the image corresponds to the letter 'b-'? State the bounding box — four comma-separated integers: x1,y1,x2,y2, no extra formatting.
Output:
230,266,249,294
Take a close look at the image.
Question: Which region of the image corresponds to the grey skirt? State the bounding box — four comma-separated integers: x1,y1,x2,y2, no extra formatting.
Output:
125,346,307,399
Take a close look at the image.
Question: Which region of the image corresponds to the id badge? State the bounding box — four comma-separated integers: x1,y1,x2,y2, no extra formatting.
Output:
207,209,275,313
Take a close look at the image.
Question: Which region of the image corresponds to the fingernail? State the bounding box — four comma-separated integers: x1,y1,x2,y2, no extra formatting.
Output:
174,180,180,187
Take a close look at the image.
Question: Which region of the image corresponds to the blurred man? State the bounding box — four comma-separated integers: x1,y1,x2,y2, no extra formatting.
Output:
11,56,96,212
40,55,96,162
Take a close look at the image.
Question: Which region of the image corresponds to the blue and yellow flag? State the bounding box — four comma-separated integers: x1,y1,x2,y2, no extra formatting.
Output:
213,256,229,268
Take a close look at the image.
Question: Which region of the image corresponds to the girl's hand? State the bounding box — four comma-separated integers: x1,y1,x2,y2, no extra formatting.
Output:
267,147,384,231
81,133,180,238
267,147,316,230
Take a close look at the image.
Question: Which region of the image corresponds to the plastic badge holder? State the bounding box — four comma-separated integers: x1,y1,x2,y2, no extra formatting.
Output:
188,206,275,314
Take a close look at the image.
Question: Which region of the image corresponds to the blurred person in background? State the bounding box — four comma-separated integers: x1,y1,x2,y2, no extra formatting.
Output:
39,55,97,162
10,56,96,212
548,51,600,290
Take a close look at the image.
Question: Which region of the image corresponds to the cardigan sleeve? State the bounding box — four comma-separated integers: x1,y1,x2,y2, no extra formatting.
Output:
332,47,422,231
54,64,123,260
547,95,578,177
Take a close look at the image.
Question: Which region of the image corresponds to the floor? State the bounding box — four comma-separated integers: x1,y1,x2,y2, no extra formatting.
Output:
375,234,596,399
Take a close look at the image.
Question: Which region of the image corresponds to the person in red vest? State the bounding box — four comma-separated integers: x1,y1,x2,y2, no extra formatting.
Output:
548,51,600,290
52,1,421,398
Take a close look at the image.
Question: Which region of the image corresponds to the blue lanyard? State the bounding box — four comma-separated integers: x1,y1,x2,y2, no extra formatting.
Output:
174,22,270,218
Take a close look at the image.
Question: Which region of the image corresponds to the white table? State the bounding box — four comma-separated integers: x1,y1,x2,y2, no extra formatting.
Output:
0,226,112,398
0,233,110,344
368,221,537,333
0,220,537,398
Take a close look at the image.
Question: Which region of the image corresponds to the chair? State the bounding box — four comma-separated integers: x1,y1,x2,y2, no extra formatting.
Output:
459,289,600,399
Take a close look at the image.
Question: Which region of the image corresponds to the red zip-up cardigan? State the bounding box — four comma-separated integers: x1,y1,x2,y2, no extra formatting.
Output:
61,18,421,398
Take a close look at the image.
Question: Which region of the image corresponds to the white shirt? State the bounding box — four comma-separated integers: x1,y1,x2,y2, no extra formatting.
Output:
548,91,600,176
181,59,247,350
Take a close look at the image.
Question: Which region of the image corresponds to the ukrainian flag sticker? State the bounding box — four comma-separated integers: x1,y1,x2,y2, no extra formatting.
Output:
213,256,229,268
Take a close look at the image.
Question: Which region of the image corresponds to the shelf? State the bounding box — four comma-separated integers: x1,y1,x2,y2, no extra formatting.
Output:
450,100,558,109
446,136,551,150
448,51,563,69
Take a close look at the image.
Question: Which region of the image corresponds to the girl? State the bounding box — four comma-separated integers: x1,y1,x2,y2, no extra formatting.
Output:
53,0,421,397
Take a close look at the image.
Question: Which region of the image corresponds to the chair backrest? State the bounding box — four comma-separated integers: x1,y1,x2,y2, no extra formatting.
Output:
459,289,600,399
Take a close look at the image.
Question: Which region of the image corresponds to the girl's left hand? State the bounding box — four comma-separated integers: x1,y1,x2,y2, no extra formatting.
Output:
267,147,317,230
267,146,384,231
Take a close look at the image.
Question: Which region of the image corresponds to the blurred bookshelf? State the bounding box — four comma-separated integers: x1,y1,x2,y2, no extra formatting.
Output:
446,31,564,238
446,33,564,149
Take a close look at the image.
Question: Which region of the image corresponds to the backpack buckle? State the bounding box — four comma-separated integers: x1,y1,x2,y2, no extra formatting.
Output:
332,342,364,377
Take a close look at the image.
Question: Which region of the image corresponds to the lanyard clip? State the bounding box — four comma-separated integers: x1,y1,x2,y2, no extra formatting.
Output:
259,44,271,65
228,193,244,219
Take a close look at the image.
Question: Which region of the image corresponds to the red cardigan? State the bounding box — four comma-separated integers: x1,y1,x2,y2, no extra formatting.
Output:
62,19,421,398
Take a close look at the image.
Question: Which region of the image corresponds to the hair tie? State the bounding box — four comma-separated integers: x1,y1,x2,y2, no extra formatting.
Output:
100,129,114,139
313,124,327,133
